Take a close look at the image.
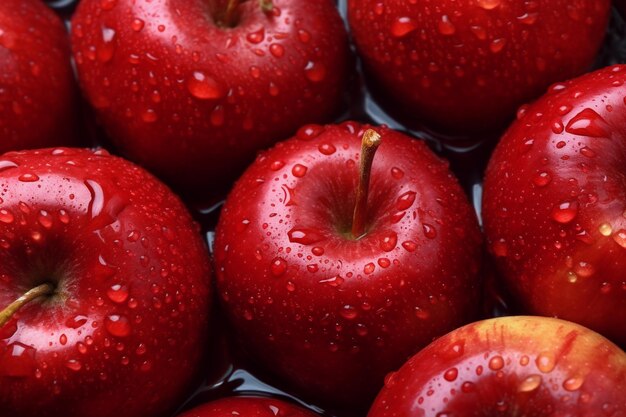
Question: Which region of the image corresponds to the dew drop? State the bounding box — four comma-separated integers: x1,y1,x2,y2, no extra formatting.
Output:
438,15,456,35
340,305,357,320
65,359,82,372
565,108,610,138
533,172,552,187
292,164,308,177
390,17,417,38
304,61,326,82
288,228,324,245
518,374,542,392
599,223,613,236
187,71,224,100
269,44,285,58
18,173,39,182
270,257,287,276
423,223,437,239
551,201,578,224
396,191,416,210
443,368,458,382
489,355,504,371
535,352,556,373
318,143,336,155
0,209,14,224
105,315,131,337
107,284,129,303
131,18,145,32
563,376,584,391
379,231,398,252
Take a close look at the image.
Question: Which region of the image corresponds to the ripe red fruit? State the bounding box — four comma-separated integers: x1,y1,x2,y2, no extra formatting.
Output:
368,316,626,417
347,0,610,135
0,0,77,152
214,122,482,408
0,148,211,417
483,65,626,347
70,0,351,196
178,397,319,417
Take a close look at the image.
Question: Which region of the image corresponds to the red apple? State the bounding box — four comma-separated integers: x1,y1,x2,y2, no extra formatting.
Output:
0,0,78,152
214,122,482,408
368,316,626,417
70,0,351,196
0,148,211,417
178,396,319,417
483,64,626,347
347,0,610,135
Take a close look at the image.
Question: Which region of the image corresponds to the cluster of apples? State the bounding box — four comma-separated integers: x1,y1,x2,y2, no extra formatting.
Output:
0,0,625,416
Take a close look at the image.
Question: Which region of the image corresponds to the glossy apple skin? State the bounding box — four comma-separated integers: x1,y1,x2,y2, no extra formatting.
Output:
71,0,350,196
347,0,610,135
483,65,626,347
369,316,626,417
0,0,77,152
178,397,319,417
214,122,482,408
0,148,211,417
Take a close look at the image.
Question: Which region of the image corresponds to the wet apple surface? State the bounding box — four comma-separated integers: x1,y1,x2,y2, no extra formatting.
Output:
9,0,626,416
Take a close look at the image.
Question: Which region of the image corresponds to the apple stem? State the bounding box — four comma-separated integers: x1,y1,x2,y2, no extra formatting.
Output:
222,0,240,27
0,283,55,328
219,0,274,27
352,129,382,239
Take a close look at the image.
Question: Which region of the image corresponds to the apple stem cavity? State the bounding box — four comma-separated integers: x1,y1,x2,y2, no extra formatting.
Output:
352,129,382,239
219,0,274,27
0,283,55,328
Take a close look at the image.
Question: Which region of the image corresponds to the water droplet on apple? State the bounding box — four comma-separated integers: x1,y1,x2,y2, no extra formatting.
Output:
391,167,404,179
270,257,287,276
288,228,324,245
477,0,501,9
18,173,39,182
0,342,37,377
423,223,437,239
396,191,416,210
612,229,626,248
390,17,417,38
107,284,129,303
318,143,336,155
488,355,504,370
402,241,417,252
518,374,542,392
551,201,578,224
246,27,265,44
533,171,552,187
565,108,610,138
379,231,398,252
105,315,131,337
131,18,145,32
599,223,613,236
187,71,224,100
65,359,82,371
304,61,326,82
296,124,323,141
340,305,357,320
535,352,556,373
269,44,284,58
98,27,117,63
66,315,88,329
38,210,53,229
0,160,18,173
0,209,14,224
291,164,308,178
443,367,458,381
563,376,584,391
438,15,456,35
